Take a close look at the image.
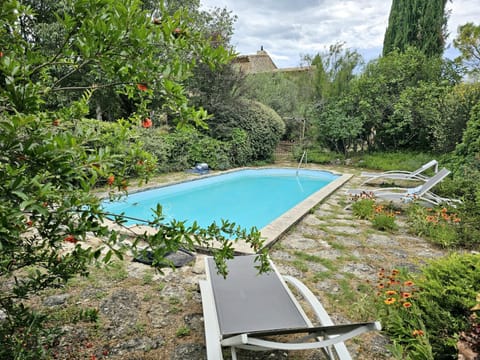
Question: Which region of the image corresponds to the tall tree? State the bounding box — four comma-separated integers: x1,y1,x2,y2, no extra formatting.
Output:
383,0,449,57
453,22,480,76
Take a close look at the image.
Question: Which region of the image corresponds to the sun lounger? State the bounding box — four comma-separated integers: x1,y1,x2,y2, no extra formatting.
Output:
360,160,438,185
199,255,381,360
348,168,461,207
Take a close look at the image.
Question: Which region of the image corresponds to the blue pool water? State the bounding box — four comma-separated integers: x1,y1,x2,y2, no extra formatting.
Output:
102,168,339,230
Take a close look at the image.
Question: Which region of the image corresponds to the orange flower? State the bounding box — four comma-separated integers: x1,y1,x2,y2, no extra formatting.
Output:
52,119,60,126
0,51,3,57
412,329,424,337
385,290,397,296
402,292,412,299
403,302,412,308
64,235,77,244
107,175,115,186
404,281,414,286
377,283,385,289
136,83,148,91
384,297,396,305
391,269,400,276
142,118,153,128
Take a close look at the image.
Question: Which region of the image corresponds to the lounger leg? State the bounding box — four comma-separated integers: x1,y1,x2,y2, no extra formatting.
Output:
231,347,238,360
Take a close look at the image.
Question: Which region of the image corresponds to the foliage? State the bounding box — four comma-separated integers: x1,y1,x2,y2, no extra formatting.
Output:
207,99,285,161
348,47,459,151
351,199,398,232
0,1,270,358
244,71,314,120
383,0,449,57
309,99,363,155
295,149,341,165
453,22,480,76
406,205,461,248
416,254,480,358
373,254,480,359
373,268,433,359
453,102,480,170
355,151,435,172
351,199,376,219
307,42,363,102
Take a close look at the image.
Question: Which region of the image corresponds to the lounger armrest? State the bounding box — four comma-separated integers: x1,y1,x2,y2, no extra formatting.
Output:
221,322,381,351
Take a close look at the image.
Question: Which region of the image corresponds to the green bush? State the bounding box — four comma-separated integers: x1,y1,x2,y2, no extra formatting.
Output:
352,199,376,219
407,205,460,248
372,254,480,359
372,212,398,232
416,253,480,358
71,119,157,182
141,128,232,172
207,99,285,161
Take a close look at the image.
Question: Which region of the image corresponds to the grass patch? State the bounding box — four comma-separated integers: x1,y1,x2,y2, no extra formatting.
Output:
176,326,191,337
291,259,309,273
294,251,339,272
355,151,434,172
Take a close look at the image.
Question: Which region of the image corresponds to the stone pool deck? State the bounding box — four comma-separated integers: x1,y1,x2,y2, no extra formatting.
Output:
45,165,448,359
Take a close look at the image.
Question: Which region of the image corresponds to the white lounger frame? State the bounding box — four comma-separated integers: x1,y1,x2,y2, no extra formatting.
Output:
360,159,438,185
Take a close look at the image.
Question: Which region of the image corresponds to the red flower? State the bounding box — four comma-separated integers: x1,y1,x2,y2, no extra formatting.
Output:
403,302,412,308
173,28,182,37
136,83,148,91
142,118,153,128
107,175,115,186
64,235,77,244
52,119,60,126
412,329,424,337
26,220,33,227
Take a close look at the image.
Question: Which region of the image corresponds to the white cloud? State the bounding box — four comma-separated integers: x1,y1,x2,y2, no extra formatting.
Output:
201,0,480,68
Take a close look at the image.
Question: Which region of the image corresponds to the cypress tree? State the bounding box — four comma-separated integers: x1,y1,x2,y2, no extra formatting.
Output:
383,0,449,57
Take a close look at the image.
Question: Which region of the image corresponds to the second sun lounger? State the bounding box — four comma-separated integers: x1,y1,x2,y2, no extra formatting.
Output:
348,168,461,207
360,160,438,185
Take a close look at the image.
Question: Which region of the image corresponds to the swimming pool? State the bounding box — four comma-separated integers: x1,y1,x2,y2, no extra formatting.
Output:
102,168,351,251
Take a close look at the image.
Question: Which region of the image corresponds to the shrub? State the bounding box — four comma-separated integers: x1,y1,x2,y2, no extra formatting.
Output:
407,205,461,248
372,254,480,359
352,199,376,219
372,212,398,232
373,268,433,358
141,128,232,172
207,99,285,161
416,254,480,358
351,199,398,232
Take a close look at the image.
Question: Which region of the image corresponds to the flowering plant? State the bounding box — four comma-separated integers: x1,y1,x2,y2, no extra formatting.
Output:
372,268,433,358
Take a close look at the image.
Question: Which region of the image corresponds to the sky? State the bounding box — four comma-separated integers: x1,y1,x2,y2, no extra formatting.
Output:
199,0,480,69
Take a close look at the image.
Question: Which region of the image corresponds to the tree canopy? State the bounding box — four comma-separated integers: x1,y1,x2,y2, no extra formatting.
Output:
383,0,449,57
